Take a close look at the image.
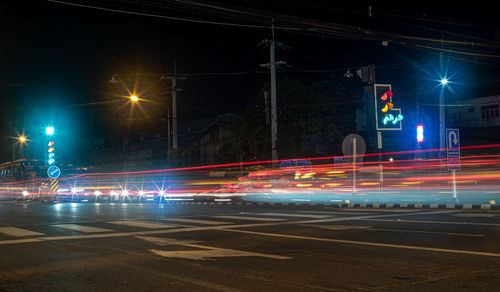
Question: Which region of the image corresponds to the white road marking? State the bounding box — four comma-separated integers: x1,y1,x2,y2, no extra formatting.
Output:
108,220,177,229
213,215,286,222
453,213,498,218
150,248,290,260
305,224,485,237
332,209,417,212
135,236,201,246
303,224,371,231
358,218,500,226
252,212,331,218
216,228,500,257
137,235,290,260
298,211,374,215
52,224,114,233
0,227,44,237
163,218,232,225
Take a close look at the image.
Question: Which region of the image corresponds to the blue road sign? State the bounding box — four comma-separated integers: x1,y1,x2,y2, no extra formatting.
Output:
446,129,460,170
47,165,61,179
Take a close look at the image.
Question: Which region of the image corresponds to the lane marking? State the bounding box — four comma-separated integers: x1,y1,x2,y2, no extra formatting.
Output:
163,218,233,225
298,211,375,215
0,227,44,237
52,224,114,233
358,218,500,226
302,224,371,231
216,228,500,257
135,236,201,246
322,209,417,212
213,215,286,222
137,236,290,260
108,220,177,229
453,213,498,218
0,210,459,245
149,248,290,260
304,224,485,237
251,212,331,218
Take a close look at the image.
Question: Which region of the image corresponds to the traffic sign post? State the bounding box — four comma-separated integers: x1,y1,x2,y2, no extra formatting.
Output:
47,165,61,179
446,129,460,199
47,166,61,200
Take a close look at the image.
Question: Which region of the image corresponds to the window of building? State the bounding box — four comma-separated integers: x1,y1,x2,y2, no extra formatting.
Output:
481,104,499,121
467,107,474,112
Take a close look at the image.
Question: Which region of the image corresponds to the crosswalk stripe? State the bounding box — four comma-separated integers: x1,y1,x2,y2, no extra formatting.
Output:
108,220,177,229
212,215,286,222
253,213,331,218
52,224,114,233
0,227,44,237
163,218,232,225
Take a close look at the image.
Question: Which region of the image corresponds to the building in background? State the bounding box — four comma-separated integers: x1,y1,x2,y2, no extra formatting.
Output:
446,95,500,146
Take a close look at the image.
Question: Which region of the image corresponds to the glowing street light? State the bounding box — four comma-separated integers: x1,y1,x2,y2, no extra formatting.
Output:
13,134,28,161
130,95,139,102
439,77,450,160
45,126,55,136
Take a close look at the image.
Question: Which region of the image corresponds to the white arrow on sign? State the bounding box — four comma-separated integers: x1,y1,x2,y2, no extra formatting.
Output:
448,131,458,148
136,236,291,260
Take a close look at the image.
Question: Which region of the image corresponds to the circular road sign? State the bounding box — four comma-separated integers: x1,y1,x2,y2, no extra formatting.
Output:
342,134,367,158
47,166,61,179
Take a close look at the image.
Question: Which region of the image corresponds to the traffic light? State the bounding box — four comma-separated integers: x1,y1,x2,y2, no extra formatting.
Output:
47,140,55,165
45,126,54,136
374,84,403,130
417,125,424,142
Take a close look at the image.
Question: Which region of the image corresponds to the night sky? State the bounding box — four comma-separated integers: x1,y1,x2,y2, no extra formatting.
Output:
1,0,499,163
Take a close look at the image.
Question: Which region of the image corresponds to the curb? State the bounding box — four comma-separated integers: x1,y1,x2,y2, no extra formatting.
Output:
7,200,499,210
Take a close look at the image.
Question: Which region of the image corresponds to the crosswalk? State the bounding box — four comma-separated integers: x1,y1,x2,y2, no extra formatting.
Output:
0,212,335,239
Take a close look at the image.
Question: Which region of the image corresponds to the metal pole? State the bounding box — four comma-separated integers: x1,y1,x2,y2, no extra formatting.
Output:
172,58,178,149
439,89,445,162
377,131,383,192
270,20,278,166
167,107,171,168
452,169,457,199
352,137,357,194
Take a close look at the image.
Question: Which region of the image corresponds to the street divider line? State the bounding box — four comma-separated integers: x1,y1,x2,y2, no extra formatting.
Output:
215,228,500,257
303,224,485,237
357,218,500,226
251,213,332,218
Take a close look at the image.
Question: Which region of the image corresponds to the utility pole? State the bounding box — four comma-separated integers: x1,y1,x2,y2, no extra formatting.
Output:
260,19,285,166
172,58,178,149
167,58,186,150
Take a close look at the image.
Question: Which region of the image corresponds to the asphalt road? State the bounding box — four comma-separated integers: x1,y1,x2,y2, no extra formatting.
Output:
1,203,500,291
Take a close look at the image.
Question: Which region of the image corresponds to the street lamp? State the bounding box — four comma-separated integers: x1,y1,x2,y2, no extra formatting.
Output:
13,135,28,161
127,96,172,168
439,77,449,162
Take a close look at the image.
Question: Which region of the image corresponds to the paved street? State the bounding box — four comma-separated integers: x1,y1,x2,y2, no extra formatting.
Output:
1,203,500,291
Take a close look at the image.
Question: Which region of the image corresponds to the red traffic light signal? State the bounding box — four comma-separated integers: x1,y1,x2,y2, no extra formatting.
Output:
379,90,392,102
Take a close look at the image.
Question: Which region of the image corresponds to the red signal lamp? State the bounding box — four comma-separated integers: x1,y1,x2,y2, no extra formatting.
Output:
380,90,392,101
